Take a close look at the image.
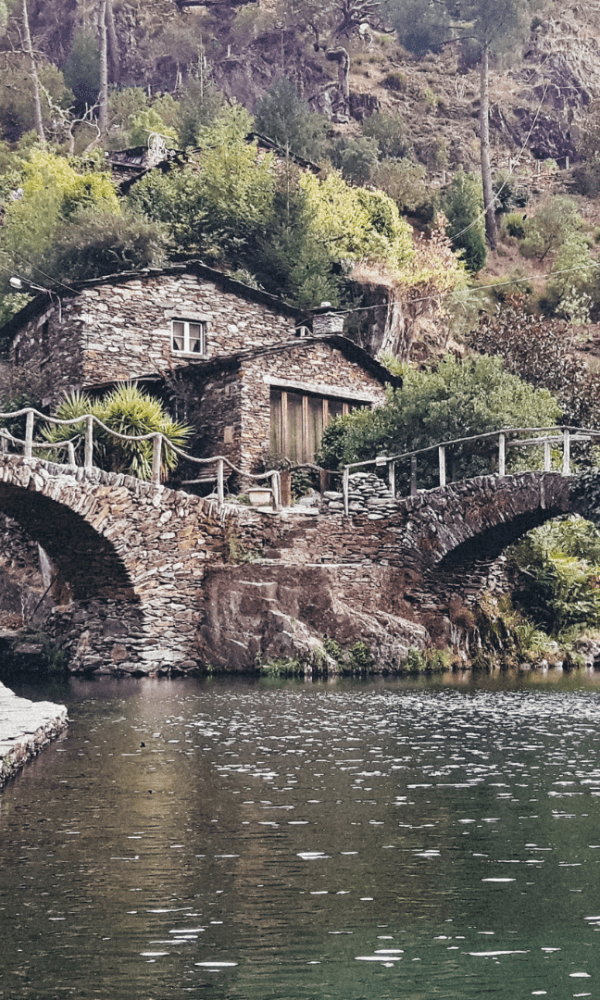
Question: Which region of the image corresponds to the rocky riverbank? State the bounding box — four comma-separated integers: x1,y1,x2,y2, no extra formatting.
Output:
0,682,67,789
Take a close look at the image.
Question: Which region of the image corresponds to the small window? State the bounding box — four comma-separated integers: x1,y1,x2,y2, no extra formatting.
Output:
172,319,206,355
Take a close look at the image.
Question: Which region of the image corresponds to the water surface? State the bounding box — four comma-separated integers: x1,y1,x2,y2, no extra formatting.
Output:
1,672,600,999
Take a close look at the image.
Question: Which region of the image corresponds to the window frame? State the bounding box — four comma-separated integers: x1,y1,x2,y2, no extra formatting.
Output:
171,318,207,357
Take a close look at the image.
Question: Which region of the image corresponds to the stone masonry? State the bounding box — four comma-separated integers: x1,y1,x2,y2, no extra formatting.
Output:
0,458,580,674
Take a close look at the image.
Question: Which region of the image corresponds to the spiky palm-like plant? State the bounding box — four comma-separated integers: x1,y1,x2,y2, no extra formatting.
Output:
43,384,190,481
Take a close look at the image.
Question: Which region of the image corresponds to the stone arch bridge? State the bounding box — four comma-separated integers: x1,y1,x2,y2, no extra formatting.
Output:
0,454,588,673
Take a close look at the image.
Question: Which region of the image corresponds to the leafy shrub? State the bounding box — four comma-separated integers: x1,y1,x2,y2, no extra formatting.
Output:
520,196,585,262
510,517,600,637
493,170,529,212
331,136,379,185
372,159,435,219
362,112,411,159
442,169,486,272
501,212,527,239
382,71,408,92
317,353,561,481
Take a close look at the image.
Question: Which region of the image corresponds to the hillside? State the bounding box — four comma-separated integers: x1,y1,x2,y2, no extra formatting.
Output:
0,0,595,370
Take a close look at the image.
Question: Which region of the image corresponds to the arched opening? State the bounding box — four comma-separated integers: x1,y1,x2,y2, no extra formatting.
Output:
0,483,137,604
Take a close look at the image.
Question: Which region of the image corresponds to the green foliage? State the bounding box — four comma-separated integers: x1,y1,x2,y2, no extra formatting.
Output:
128,106,179,147
257,656,306,677
43,385,190,481
502,211,527,239
442,169,486,272
300,170,414,272
177,78,225,148
520,196,585,262
362,112,410,159
63,31,100,114
1,148,120,270
347,640,375,672
128,104,274,263
543,231,595,321
372,158,435,218
107,87,149,148
403,647,450,673
0,56,72,143
493,170,529,212
331,136,379,185
254,78,328,159
382,0,451,54
41,207,166,282
471,296,600,428
510,517,600,637
317,354,561,482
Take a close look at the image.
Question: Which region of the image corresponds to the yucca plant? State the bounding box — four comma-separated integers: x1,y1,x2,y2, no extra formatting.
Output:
43,385,190,481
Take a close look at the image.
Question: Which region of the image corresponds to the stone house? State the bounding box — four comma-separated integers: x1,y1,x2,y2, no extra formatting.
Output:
1,261,400,481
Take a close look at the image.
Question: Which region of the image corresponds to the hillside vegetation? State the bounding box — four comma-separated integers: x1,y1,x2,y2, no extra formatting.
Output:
1,0,600,661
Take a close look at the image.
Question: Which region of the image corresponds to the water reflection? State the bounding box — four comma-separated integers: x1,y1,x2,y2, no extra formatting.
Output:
1,673,600,999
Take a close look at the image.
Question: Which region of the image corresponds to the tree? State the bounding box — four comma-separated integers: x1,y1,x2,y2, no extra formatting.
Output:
43,386,190,482
519,196,585,262
383,0,536,248
317,354,561,482
254,78,328,159
470,297,600,428
441,169,486,272
20,0,44,141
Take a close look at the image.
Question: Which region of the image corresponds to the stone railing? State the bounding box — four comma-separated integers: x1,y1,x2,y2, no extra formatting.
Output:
340,425,600,515
0,407,284,510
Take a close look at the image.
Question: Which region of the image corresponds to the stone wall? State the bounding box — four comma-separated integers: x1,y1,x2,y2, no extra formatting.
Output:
0,459,578,675
9,265,300,404
238,341,387,476
0,455,235,674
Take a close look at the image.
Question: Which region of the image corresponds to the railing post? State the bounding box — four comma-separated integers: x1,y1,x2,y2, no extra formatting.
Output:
216,458,224,508
342,466,350,516
24,410,34,459
271,471,280,512
562,428,571,476
84,415,94,469
544,439,552,472
498,433,506,476
438,445,446,488
67,441,76,465
388,460,396,497
410,455,417,496
151,433,162,485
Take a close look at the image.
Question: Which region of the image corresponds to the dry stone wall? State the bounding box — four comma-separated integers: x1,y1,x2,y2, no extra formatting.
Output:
9,266,299,404
0,455,235,674
0,459,578,675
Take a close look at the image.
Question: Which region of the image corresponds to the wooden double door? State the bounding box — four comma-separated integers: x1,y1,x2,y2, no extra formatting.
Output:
270,387,361,463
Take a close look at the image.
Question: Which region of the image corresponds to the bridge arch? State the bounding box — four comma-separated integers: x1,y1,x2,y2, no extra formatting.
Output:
0,456,228,673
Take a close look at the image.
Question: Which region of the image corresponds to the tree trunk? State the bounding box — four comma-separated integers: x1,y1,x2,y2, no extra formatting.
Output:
479,43,497,249
98,0,108,135
106,0,120,86
22,0,44,142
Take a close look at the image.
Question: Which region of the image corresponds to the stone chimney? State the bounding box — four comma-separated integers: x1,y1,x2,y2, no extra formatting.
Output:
311,302,345,336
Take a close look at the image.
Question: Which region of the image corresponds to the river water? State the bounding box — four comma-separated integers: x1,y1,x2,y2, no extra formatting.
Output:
2,672,600,1000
